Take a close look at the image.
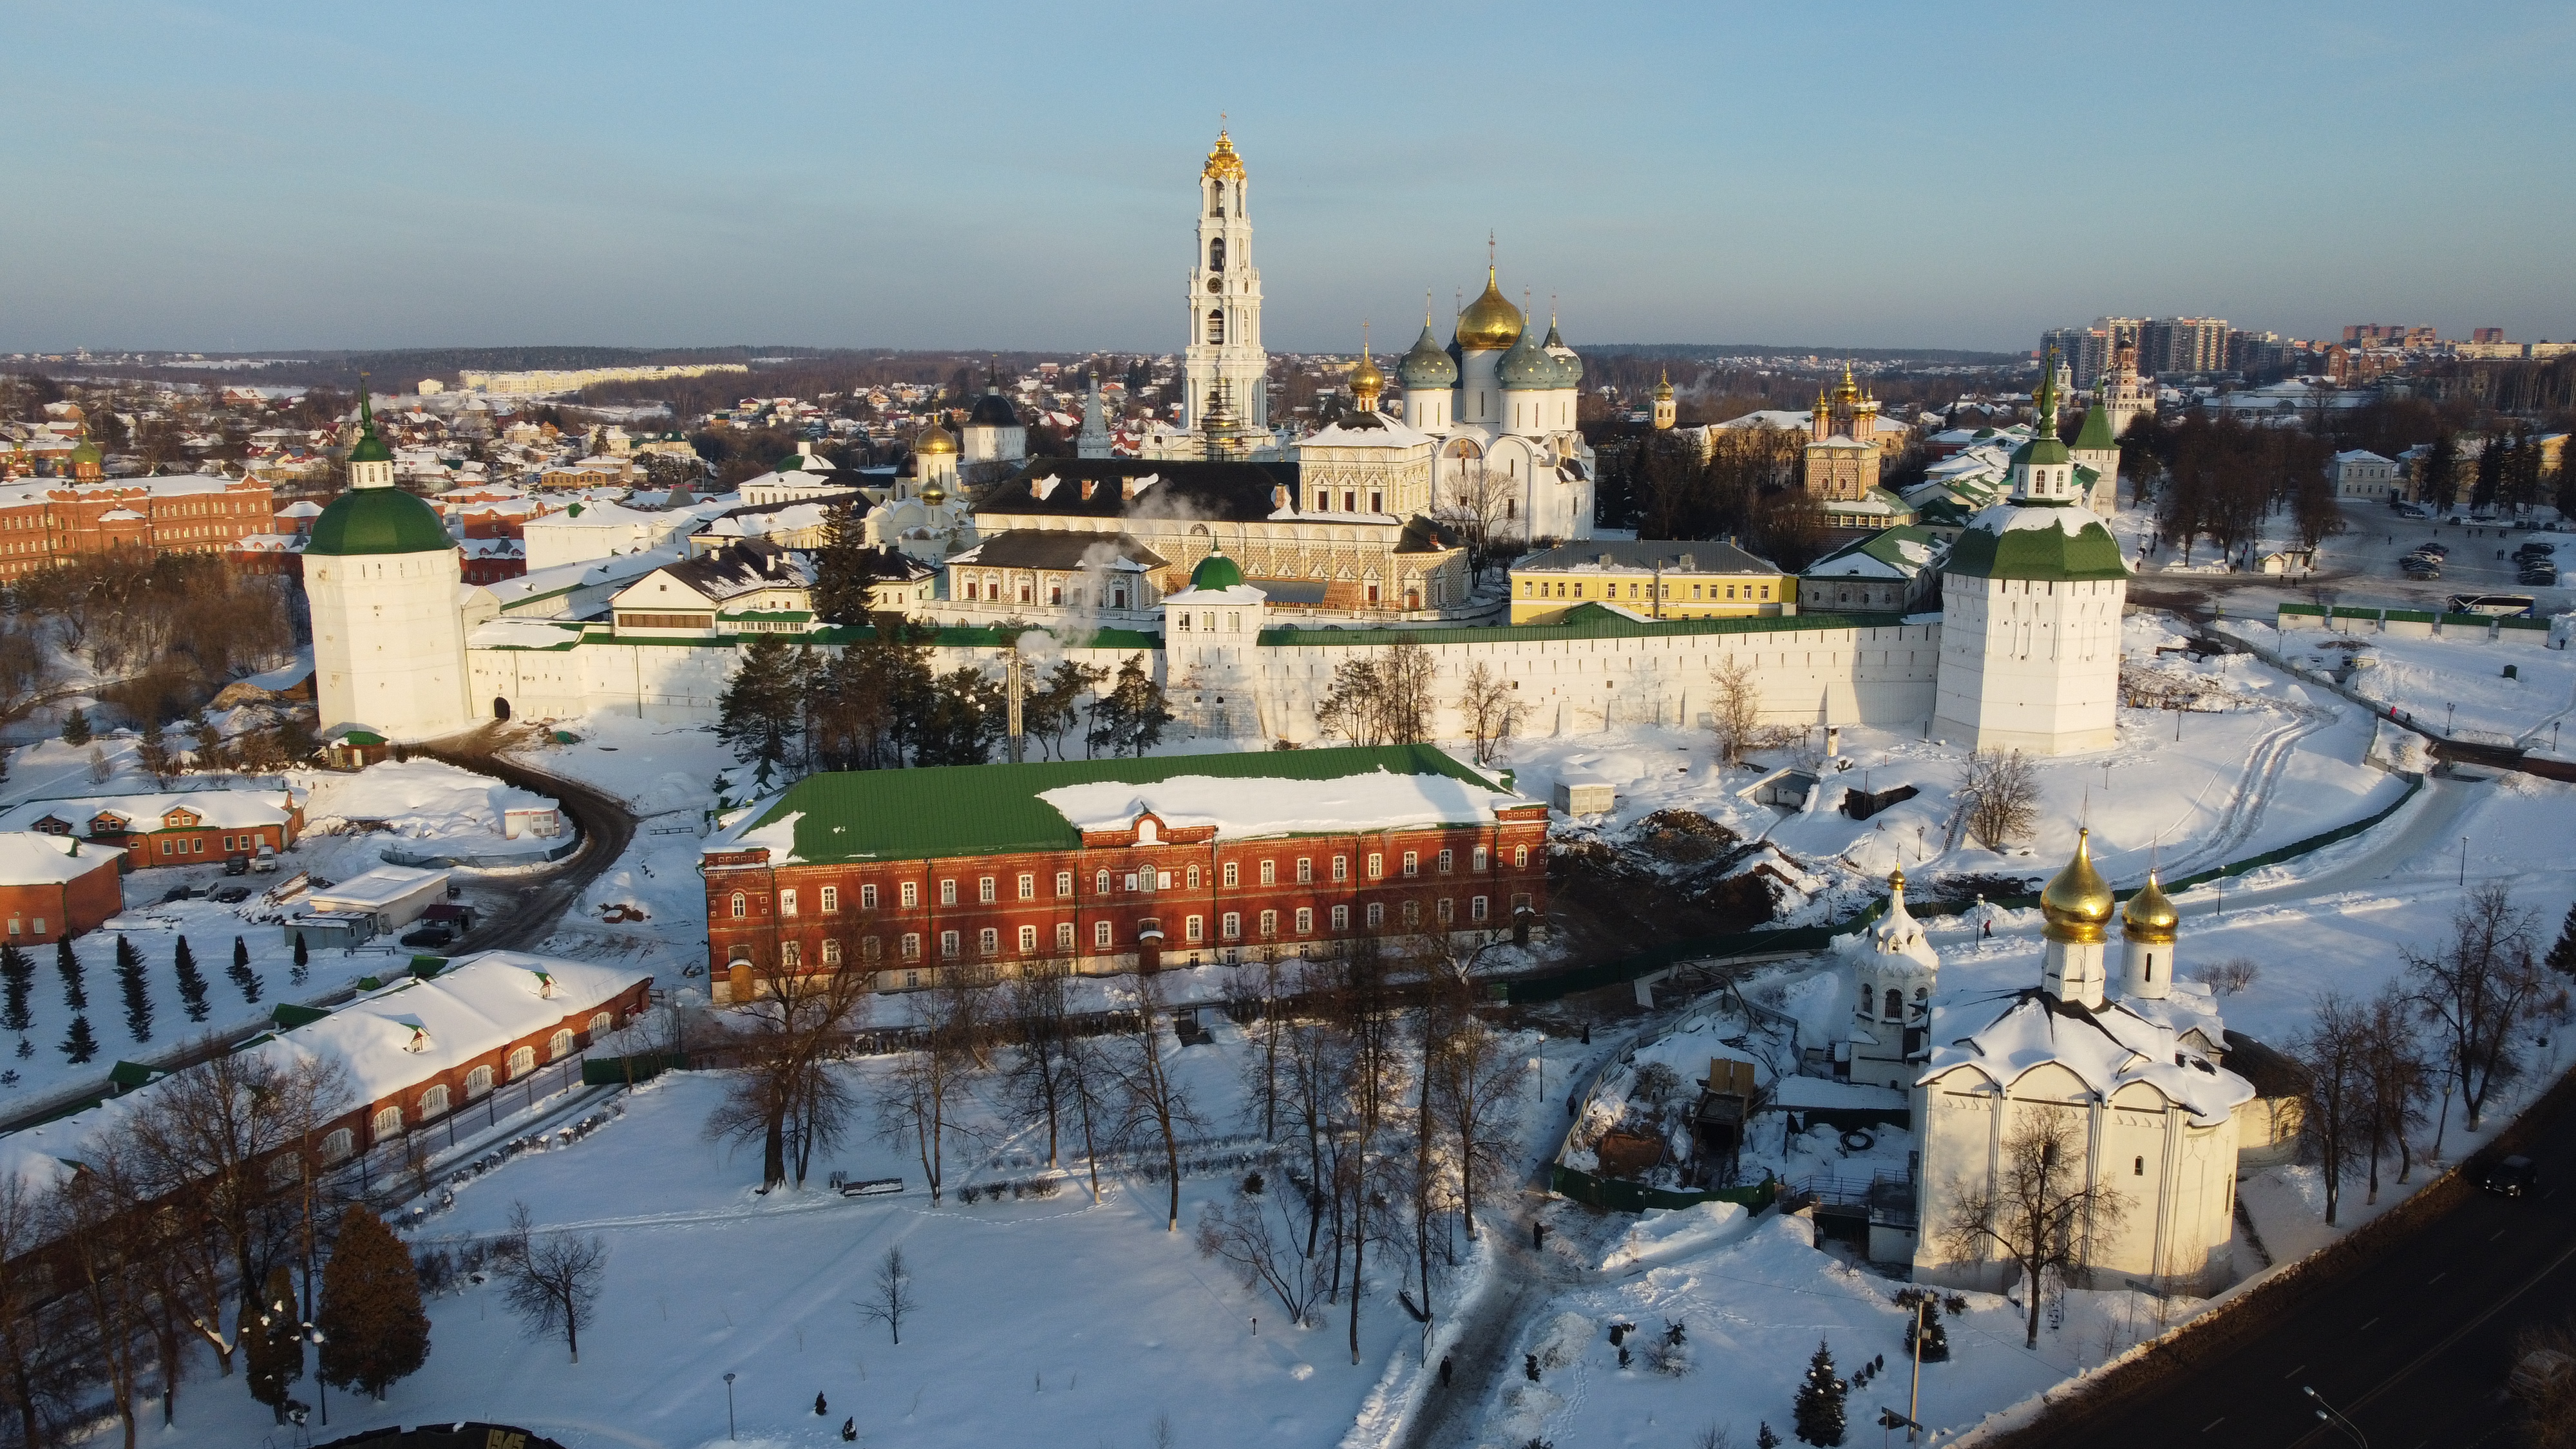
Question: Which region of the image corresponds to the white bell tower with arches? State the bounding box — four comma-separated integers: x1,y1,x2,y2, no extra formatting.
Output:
1183,129,1266,436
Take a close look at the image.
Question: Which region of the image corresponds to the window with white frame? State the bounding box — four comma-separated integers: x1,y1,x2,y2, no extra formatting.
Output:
1258,909,1278,937
821,940,843,965
372,1104,403,1140
1401,851,1419,877
1019,925,1038,954
465,1065,493,1099
1094,921,1113,949
979,927,999,956
549,1028,575,1061
730,892,747,919
1056,922,1076,951
1185,915,1204,942
1330,904,1349,931
1470,895,1488,921
1366,902,1385,927
860,883,878,909
1056,871,1074,898
321,1128,355,1162
940,879,958,905
940,930,961,958
1259,860,1276,886
779,889,797,916
1437,849,1454,874
979,876,997,904
1018,873,1036,900
508,1045,536,1079
419,1084,450,1119
1222,861,1239,887
820,886,839,913
901,933,922,960
900,880,920,908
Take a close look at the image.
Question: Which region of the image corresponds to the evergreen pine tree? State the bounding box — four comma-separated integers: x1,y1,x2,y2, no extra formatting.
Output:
55,939,85,1011
173,937,209,1023
137,717,171,784
1757,1426,1782,1449
60,1014,97,1064
115,934,151,1043
716,634,805,772
2546,902,2576,980
60,707,90,746
293,933,309,972
242,1265,305,1423
230,935,263,1003
317,1206,431,1399
0,943,31,1039
1792,1340,1847,1446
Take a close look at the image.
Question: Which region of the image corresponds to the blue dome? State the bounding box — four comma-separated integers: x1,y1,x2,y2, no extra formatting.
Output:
1496,327,1557,390
1398,323,1456,388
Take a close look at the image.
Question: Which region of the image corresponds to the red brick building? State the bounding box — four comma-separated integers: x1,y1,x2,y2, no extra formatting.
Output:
0,473,278,580
1,789,303,870
0,832,126,943
700,746,1549,999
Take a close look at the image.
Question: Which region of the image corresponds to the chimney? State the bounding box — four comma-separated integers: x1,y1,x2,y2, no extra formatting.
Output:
1081,478,1098,502
1273,486,1289,510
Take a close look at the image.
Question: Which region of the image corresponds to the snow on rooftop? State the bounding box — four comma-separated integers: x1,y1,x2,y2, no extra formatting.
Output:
308,863,448,912
1037,768,1521,840
0,831,122,884
1921,989,2253,1124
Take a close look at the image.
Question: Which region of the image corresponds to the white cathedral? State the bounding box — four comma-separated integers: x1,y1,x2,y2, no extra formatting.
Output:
1862,835,2253,1299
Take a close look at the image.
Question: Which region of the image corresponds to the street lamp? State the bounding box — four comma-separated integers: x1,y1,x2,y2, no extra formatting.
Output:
300,1321,328,1426
2302,1385,2368,1448
725,1371,739,1439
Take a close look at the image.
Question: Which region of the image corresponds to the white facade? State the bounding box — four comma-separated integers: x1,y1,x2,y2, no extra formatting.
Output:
307,418,475,743
1931,372,2130,757
2332,449,2398,500
1841,869,1938,1091
1910,837,2249,1297
1180,132,1267,435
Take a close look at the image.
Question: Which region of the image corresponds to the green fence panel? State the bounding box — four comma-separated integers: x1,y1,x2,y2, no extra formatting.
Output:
1550,1164,1781,1214
582,1052,688,1086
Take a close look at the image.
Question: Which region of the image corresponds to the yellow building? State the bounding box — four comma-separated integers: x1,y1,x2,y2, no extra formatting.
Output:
1508,539,1791,624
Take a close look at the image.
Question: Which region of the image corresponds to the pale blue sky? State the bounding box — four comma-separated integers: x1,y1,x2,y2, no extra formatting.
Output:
5,2,2570,354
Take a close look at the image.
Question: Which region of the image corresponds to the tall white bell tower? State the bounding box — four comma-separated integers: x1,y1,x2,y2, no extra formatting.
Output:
1182,129,1267,435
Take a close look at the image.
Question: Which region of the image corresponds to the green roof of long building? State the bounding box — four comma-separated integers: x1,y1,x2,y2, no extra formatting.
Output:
722,744,1502,864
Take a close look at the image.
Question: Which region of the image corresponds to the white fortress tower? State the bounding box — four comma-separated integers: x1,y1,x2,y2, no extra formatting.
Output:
1932,359,2130,755
1182,130,1267,435
304,391,473,740
1843,867,1940,1090
2038,828,2113,1007
1159,551,1268,739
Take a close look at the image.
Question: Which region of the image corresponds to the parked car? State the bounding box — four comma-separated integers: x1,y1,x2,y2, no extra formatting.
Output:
2394,502,2431,518
209,885,252,904
2420,542,2452,557
2521,569,2559,587
250,852,279,873
223,855,251,876
398,925,455,949
2481,1154,2538,1197
160,884,196,904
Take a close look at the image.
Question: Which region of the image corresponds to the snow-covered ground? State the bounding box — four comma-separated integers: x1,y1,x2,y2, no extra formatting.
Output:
0,752,564,1106
1469,768,2576,1448
2226,616,2576,753
120,1009,1590,1449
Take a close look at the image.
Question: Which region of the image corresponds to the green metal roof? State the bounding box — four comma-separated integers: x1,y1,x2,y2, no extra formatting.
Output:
1943,503,2130,581
1258,606,1902,649
2072,405,2117,451
305,487,452,556
1189,552,1245,590
347,389,393,466
732,744,1502,864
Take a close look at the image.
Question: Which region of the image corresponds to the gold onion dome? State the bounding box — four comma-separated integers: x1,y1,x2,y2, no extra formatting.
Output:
1202,130,1245,182
1454,268,1525,351
914,422,958,455
2040,828,2116,943
1653,368,1674,401
2121,869,2178,943
1349,341,1385,401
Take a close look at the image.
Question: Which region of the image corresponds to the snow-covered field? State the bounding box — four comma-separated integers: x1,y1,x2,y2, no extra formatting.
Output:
2228,617,2576,751
126,1012,1588,1449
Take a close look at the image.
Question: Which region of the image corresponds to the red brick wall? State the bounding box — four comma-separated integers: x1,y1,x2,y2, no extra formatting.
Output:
327,977,654,1155
0,477,276,580
0,858,126,943
705,814,1550,993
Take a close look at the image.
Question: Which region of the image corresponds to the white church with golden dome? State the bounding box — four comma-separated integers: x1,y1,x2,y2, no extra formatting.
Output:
1902,833,2251,1297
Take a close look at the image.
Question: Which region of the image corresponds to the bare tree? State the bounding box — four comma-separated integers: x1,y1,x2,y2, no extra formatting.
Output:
0,1169,54,1448
1196,1173,1329,1327
874,985,981,1204
1315,640,1435,746
2291,991,2367,1226
1456,661,1530,767
1706,657,1763,766
1937,1113,2127,1349
1958,749,2041,851
496,1202,609,1364
1229,952,1293,1142
1106,973,1205,1233
2355,984,2431,1201
857,1244,914,1345
1431,1003,1524,1241
1438,456,1519,580
122,1041,350,1378
1001,962,1075,1167
705,961,871,1189
2406,884,2546,1131
50,1144,147,1449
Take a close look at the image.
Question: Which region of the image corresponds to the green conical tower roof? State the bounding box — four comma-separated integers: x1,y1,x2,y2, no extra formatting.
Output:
2072,401,2117,451
2009,349,2070,468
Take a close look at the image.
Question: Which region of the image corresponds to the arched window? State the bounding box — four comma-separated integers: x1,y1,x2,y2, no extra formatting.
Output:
1884,988,1902,1019
730,892,746,919
320,1128,354,1162
1207,310,1226,345
465,1065,494,1099
371,1104,403,1141
419,1084,450,1119
589,1011,613,1038
549,1028,575,1061
1209,237,1226,271
507,1045,536,1080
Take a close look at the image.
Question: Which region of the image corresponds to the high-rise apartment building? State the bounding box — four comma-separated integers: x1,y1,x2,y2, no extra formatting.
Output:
2140,317,2229,375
